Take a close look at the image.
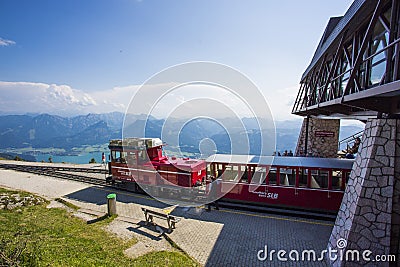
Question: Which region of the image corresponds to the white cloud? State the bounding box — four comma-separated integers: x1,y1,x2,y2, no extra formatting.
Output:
145,83,260,119
90,84,139,112
0,80,302,122
0,81,97,115
0,37,16,46
0,81,143,116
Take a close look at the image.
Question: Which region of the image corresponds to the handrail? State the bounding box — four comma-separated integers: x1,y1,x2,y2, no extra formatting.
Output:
338,130,363,151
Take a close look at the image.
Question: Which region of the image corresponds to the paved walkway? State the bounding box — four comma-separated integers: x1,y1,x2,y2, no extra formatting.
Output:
0,167,334,266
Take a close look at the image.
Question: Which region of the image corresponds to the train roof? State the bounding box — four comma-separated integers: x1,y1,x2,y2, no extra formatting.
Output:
205,154,355,169
109,138,163,149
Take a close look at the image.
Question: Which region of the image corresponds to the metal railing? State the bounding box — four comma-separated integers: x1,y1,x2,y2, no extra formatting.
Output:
292,0,400,116
338,130,363,152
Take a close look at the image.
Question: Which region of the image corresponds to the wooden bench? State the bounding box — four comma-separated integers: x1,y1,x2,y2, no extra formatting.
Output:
141,207,181,232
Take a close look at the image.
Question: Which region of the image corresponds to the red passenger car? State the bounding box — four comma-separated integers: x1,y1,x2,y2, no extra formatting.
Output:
206,154,354,213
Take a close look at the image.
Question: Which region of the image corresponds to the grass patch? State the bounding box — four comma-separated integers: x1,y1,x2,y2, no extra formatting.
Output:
0,187,34,196
0,187,199,266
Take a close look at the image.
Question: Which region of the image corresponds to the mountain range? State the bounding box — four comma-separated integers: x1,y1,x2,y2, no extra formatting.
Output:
0,112,364,160
0,112,123,149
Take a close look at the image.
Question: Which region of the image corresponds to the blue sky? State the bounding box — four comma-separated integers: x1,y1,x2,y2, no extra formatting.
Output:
0,0,354,120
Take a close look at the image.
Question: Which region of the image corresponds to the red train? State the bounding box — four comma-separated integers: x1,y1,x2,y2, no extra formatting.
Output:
108,138,354,213
108,138,206,188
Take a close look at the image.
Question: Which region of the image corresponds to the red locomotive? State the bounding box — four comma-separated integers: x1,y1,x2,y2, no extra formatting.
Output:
108,138,206,190
108,138,354,213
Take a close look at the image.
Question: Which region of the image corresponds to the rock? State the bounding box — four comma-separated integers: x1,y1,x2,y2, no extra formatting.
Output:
11,194,21,202
7,204,16,210
0,193,45,210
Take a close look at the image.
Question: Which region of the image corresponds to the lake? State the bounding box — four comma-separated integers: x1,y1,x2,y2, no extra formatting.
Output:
35,152,108,164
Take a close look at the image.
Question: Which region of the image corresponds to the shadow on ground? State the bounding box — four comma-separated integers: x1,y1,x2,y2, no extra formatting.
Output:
64,186,168,208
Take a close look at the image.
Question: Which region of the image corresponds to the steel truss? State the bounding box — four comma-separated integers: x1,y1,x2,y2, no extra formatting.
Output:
292,0,400,119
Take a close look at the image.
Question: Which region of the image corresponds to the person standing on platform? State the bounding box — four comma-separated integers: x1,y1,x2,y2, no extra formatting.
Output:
102,152,106,165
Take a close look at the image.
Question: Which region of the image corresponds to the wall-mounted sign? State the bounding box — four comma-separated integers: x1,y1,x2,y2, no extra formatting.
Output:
315,131,335,137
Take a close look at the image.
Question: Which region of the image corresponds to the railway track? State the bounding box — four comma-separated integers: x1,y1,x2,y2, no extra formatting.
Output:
0,163,108,186
0,164,108,173
0,162,337,221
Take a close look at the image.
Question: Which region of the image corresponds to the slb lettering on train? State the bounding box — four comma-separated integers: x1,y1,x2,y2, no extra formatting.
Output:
254,192,278,199
267,193,278,199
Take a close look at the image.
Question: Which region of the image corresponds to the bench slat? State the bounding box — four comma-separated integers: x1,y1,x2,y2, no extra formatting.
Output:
141,207,181,224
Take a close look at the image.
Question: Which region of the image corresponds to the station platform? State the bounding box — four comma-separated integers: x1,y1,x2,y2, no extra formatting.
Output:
0,167,333,266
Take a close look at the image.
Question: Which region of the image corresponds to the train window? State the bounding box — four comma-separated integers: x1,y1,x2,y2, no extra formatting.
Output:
115,152,127,163
298,168,308,187
252,167,267,184
218,164,224,171
280,167,296,187
268,167,277,185
216,164,226,178
111,151,117,162
331,170,343,190
221,165,239,181
112,151,122,163
233,165,239,171
211,163,218,178
240,166,249,183
310,169,329,189
310,170,320,188
138,151,147,162
126,151,137,164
